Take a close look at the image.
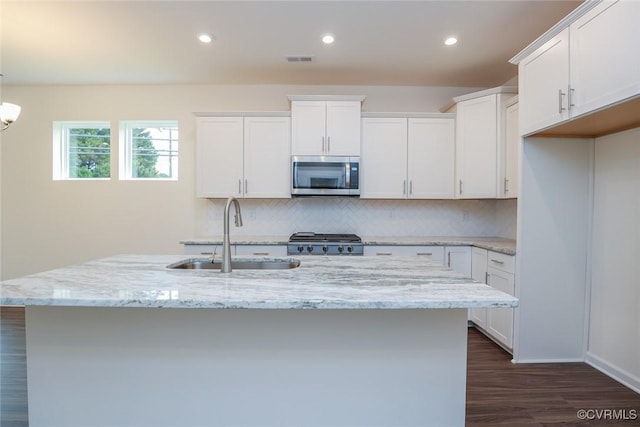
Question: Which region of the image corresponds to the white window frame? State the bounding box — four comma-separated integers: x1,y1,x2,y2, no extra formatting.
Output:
119,120,179,181
53,121,112,180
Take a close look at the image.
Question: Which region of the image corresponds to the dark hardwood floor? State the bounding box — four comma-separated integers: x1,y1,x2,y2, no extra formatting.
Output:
1,307,638,426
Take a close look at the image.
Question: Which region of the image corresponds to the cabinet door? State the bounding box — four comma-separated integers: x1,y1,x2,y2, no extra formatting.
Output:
243,117,291,198
407,118,455,199
486,267,515,349
519,27,570,135
291,101,326,155
325,101,361,155
361,118,408,199
502,101,520,198
470,248,488,328
196,117,244,198
444,246,472,277
455,95,498,198
570,0,640,118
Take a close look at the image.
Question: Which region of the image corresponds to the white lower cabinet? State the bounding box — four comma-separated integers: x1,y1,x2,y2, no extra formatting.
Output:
234,245,287,257
363,245,445,265
470,248,488,329
470,249,515,350
183,244,287,257
444,246,472,277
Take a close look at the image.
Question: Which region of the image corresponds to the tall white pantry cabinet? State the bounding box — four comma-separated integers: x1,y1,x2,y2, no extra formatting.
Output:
511,0,640,393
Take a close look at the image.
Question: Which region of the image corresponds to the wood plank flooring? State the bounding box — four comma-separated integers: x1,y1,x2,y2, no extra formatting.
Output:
1,307,638,426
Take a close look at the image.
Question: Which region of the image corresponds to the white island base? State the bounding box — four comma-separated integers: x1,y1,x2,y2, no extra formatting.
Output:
26,306,468,427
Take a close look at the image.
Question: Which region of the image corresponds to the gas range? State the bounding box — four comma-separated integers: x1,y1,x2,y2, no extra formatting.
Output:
287,232,364,256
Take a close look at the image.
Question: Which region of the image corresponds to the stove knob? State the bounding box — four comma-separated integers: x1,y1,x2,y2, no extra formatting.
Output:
307,245,314,253
347,245,353,253
322,245,329,253
297,245,305,253
337,245,344,253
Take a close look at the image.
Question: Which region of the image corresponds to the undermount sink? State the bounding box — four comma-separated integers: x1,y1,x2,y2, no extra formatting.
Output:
167,257,301,271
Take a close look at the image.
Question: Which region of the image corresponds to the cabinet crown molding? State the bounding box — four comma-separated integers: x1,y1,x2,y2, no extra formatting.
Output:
509,0,601,65
287,95,366,102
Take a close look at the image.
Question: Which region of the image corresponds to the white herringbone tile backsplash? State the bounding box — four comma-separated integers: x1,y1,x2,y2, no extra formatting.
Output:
202,198,517,239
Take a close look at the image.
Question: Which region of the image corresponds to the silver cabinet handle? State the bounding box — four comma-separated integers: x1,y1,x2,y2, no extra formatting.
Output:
200,252,213,255
327,136,330,153
416,252,433,256
568,85,575,111
459,180,463,194
238,179,242,194
485,272,490,283
409,180,413,195
447,252,451,267
322,136,325,153
403,180,407,195
490,259,505,265
504,178,509,194
376,252,393,256
252,252,269,256
558,89,566,114
245,179,248,194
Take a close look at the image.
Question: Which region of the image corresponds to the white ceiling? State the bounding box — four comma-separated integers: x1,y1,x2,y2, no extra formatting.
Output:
1,0,581,87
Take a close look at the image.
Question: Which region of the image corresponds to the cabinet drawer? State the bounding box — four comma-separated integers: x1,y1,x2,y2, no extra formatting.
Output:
363,246,445,264
235,245,287,257
487,251,515,274
184,244,217,256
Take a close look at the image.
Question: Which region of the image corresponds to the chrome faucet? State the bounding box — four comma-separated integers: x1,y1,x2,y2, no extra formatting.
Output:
221,197,243,273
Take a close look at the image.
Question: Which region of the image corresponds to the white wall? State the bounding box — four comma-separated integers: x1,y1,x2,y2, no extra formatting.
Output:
1,83,517,280
514,137,593,362
587,127,640,392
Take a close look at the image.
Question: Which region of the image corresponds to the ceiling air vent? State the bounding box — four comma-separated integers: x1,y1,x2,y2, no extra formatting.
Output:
286,56,314,63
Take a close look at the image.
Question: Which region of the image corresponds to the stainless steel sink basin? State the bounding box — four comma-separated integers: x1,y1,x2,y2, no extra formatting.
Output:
167,257,301,270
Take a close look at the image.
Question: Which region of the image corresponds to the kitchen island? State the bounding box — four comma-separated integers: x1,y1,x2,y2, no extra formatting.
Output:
1,255,517,427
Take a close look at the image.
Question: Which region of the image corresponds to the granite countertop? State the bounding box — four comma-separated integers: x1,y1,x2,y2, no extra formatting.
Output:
0,255,518,310
181,236,517,255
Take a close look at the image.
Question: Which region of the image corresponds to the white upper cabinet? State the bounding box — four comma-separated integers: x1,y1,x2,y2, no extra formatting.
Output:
361,115,455,199
196,116,291,199
196,117,244,198
515,0,640,136
518,28,570,136
243,117,291,198
455,91,516,199
361,117,408,199
408,118,455,199
569,0,640,117
290,97,363,156
502,98,520,198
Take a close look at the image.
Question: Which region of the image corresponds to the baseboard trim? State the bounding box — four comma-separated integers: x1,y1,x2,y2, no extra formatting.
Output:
585,352,640,394
513,357,584,364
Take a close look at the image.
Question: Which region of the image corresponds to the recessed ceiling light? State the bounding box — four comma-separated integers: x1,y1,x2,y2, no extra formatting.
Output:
444,36,458,46
322,34,335,44
198,33,213,44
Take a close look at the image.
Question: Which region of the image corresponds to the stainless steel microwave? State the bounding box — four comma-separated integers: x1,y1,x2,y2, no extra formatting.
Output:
291,155,360,196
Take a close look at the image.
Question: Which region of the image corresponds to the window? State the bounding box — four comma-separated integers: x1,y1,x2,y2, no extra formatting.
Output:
120,121,179,180
53,121,111,180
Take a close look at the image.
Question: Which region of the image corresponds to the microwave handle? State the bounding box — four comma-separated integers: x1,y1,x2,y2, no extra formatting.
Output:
345,162,351,189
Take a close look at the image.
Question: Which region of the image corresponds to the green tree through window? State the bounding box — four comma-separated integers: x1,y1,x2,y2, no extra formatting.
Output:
131,128,160,178
69,127,111,178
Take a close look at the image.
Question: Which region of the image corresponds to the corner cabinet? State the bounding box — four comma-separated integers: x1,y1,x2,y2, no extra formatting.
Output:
515,0,640,136
196,115,291,198
289,96,365,156
361,115,455,199
454,89,517,199
502,97,520,198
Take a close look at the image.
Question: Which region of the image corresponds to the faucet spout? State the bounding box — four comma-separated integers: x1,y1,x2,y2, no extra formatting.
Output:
222,197,243,273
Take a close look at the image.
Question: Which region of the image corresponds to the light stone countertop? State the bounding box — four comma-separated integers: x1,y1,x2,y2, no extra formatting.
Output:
180,236,517,255
0,254,518,310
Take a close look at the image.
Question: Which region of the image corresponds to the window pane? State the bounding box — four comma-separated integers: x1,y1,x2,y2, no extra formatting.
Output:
130,126,178,179
68,128,111,178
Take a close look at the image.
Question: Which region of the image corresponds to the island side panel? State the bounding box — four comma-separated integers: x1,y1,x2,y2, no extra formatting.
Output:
25,307,468,427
